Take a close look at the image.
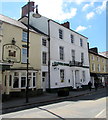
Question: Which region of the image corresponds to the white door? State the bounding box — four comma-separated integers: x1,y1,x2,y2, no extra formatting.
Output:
72,70,76,89
75,70,79,88
42,72,47,91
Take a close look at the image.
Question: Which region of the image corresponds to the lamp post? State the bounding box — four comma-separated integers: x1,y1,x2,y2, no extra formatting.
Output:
26,1,41,103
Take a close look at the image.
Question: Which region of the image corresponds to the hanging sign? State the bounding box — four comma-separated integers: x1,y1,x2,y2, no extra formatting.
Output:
2,44,21,63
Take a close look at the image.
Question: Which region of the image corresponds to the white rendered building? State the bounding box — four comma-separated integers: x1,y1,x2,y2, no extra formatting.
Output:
20,3,90,90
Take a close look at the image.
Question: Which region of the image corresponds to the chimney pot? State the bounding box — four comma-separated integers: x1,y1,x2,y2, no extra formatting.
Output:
61,21,70,29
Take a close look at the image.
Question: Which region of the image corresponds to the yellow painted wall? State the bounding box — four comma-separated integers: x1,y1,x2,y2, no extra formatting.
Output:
89,53,107,73
2,22,42,69
2,22,43,92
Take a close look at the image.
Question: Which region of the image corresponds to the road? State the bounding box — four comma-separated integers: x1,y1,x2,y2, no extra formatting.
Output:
0,88,107,119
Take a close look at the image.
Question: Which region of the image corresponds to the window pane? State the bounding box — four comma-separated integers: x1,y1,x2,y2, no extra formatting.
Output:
21,72,26,76
33,72,36,76
22,48,27,63
42,39,47,46
59,46,64,60
82,71,85,82
14,72,19,76
71,34,74,43
60,69,64,82
9,75,12,86
42,72,46,77
81,53,84,63
42,52,47,64
13,77,19,88
59,29,63,39
80,38,83,47
21,77,26,87
33,77,36,87
22,31,27,42
72,50,75,61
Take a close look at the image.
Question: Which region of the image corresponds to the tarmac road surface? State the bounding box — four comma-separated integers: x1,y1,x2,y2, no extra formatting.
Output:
0,88,107,119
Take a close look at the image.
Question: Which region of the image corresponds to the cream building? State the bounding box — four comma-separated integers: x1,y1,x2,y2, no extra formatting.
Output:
89,47,108,87
0,14,48,96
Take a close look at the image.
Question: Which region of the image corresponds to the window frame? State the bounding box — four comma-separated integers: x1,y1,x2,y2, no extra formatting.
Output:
22,48,27,63
42,52,47,65
60,69,65,83
59,46,64,60
12,71,36,89
59,29,63,39
81,52,84,63
71,49,75,61
22,31,27,42
80,38,83,47
42,38,47,47
70,34,74,43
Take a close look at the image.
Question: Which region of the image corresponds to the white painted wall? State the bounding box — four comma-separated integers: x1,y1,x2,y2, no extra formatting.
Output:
29,13,90,89
49,20,90,89
30,12,49,35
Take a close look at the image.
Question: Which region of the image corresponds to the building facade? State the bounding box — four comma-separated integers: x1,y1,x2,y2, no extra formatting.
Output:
49,20,90,90
0,14,48,95
20,5,90,90
89,47,108,87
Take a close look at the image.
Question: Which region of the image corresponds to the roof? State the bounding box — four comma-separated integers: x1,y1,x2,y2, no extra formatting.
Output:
48,19,88,39
19,16,48,36
19,15,88,39
0,14,48,36
0,14,27,29
89,49,108,59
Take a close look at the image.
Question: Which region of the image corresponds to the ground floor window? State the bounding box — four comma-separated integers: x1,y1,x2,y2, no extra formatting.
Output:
13,72,19,88
12,71,36,89
60,69,65,83
21,77,26,88
82,71,86,82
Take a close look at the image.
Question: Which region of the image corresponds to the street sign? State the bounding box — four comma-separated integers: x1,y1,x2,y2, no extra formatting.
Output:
2,44,21,63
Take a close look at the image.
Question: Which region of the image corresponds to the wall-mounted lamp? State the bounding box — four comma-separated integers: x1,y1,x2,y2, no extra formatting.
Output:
12,38,16,45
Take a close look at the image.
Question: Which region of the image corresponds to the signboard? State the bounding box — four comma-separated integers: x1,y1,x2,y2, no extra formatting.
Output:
2,44,21,63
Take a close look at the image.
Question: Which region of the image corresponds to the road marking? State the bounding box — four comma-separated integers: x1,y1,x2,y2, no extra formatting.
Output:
95,109,106,118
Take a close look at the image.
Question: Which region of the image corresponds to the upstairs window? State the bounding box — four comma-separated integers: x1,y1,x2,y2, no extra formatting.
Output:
97,56,100,61
92,55,94,60
92,63,95,71
81,52,84,63
42,38,47,46
22,48,27,63
71,49,75,61
22,31,27,42
71,34,74,43
42,52,47,65
59,46,64,60
97,64,100,72
59,29,63,39
80,38,83,47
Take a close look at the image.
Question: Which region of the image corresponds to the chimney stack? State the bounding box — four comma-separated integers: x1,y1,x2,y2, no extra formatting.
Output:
61,21,70,29
22,1,35,17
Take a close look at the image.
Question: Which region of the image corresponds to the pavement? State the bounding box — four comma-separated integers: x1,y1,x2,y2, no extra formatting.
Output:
1,87,105,114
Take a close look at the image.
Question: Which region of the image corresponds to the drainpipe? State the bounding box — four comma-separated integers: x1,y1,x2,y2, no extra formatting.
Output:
48,19,51,91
